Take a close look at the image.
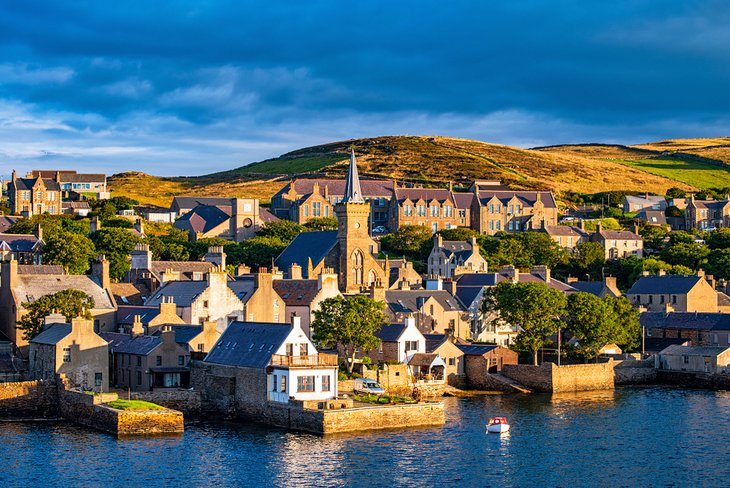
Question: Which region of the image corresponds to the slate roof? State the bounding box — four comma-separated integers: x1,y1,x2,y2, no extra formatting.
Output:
0,216,19,233
640,312,730,331
174,204,230,234
452,192,474,209
275,230,337,273
644,337,689,354
99,332,161,355
17,264,65,275
690,199,729,210
14,273,114,309
375,323,407,342
395,188,454,204
719,292,730,308
273,279,320,306
172,196,232,211
456,344,498,356
259,207,279,223
30,323,71,345
149,261,213,280
66,173,106,183
423,334,448,353
635,210,667,226
385,290,464,314
227,278,256,303
543,225,586,237
627,275,703,295
13,177,61,191
596,230,642,241
455,273,500,307
151,325,203,345
475,190,558,209
117,306,160,324
624,195,667,209
204,321,293,368
281,179,394,199
0,233,42,252
146,281,209,307
408,353,440,367
659,344,730,356
570,281,609,297
109,282,147,306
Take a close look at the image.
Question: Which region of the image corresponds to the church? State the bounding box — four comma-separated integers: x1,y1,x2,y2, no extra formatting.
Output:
275,150,388,293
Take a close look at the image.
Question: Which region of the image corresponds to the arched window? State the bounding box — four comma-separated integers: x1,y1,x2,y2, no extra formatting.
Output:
368,269,377,286
352,250,364,285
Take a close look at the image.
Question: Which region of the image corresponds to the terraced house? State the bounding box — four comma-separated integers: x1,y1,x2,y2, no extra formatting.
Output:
389,186,473,232
470,181,558,235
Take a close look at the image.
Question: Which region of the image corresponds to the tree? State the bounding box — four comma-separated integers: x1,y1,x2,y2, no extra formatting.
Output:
312,295,387,374
492,281,567,365
707,249,730,280
517,232,568,268
380,225,433,260
436,228,478,241
303,217,338,231
236,236,288,269
608,296,641,351
89,228,141,279
183,237,229,261
660,242,709,270
665,187,686,199
706,229,730,250
43,231,97,274
18,289,94,340
565,292,617,360
256,220,306,244
567,241,605,280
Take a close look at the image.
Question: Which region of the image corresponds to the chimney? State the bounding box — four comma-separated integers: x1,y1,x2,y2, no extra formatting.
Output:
2,259,18,290
131,315,144,336
70,316,94,335
434,233,443,248
160,324,175,346
664,303,674,314
531,265,550,283
595,222,602,234
604,276,620,296
161,268,181,284
34,223,43,241
697,269,706,278
11,169,16,182
204,246,226,268
404,316,416,329
134,218,144,236
131,243,152,270
706,274,716,289
235,264,251,276
633,222,640,234
444,278,457,296
254,267,273,290
289,263,302,280
92,255,110,289
159,296,178,320
206,265,228,289
657,269,666,277
425,275,443,291
44,312,67,326
469,236,478,250
90,216,101,234
369,279,386,302
499,265,518,283
290,314,302,331
641,270,650,277
578,219,585,231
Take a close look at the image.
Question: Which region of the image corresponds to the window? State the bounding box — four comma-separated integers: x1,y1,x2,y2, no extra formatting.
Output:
300,343,309,356
297,376,315,392
459,209,466,218
683,355,689,364
405,341,419,352
322,375,331,392
281,375,287,392
444,205,453,217
489,220,494,231
508,221,514,231
509,204,514,214
136,371,142,385
286,343,294,356
63,347,71,363
489,204,494,213
496,221,501,230
672,295,677,304
155,356,162,366
95,373,102,388
136,356,141,367
313,202,321,216
272,375,277,391
22,191,30,200
47,191,56,201
36,191,43,200
198,343,204,352
404,205,413,216
430,205,439,217
203,300,209,308
648,296,653,304
303,205,309,217
448,358,455,366
178,355,185,366
352,249,364,285
324,206,329,217
417,205,427,216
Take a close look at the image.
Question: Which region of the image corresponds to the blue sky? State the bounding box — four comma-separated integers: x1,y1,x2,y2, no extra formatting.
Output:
1,1,729,176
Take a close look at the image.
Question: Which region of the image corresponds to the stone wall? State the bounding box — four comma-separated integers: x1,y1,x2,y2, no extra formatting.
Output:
501,364,553,392
130,390,202,415
376,364,411,395
0,380,59,417
614,359,657,385
656,370,730,390
318,402,445,434
502,361,616,392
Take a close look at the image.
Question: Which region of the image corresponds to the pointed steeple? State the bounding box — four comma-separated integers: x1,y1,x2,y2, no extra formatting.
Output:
342,147,365,203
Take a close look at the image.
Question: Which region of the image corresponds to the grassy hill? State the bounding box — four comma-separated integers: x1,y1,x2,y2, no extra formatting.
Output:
108,136,730,208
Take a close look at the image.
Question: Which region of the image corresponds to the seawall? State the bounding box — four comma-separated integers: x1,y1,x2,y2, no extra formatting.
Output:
502,361,615,392
0,380,59,418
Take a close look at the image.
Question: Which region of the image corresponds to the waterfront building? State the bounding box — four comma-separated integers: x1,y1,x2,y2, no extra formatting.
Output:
364,316,426,364
423,333,466,385
640,311,730,346
657,344,730,374
457,343,518,389
273,267,341,338
627,271,720,313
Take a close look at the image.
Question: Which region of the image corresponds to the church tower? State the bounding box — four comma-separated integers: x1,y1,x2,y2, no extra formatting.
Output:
335,149,386,293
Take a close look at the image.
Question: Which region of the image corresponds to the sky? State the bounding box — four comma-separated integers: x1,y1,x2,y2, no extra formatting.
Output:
1,0,729,177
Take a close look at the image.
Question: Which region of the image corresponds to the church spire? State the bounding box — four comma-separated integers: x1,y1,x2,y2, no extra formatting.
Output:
342,147,365,203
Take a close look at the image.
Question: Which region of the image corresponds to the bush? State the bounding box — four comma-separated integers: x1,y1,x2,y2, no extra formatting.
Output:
338,371,348,381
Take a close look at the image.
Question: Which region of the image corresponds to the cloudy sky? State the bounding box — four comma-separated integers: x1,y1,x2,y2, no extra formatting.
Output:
1,1,729,176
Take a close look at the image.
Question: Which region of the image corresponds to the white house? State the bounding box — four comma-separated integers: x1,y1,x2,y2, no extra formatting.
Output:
370,316,426,364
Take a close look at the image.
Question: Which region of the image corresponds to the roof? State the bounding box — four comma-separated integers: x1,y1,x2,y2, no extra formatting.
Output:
14,273,114,310
635,210,667,226
452,192,474,209
407,353,442,367
659,344,730,357
719,292,730,308
0,233,41,252
570,281,609,297
644,337,690,354
13,177,61,191
342,149,365,203
455,273,500,307
596,230,642,241
174,204,230,234
149,260,213,280
375,323,407,342
395,187,454,205
279,178,395,199
117,305,160,325
151,325,203,345
0,216,19,233
30,323,71,345
66,173,106,183
17,264,65,275
275,230,337,273
543,225,586,237
457,344,498,356
227,278,256,303
259,207,279,223
690,199,729,210
273,279,319,306
204,321,293,368
423,334,448,353
476,190,557,209
640,312,730,331
627,275,703,295
62,201,90,210
108,282,147,306
172,196,232,211
146,280,209,307
624,195,667,208
385,290,464,314
99,332,162,355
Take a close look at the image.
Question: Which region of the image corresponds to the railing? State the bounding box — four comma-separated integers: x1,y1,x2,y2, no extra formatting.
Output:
270,353,339,367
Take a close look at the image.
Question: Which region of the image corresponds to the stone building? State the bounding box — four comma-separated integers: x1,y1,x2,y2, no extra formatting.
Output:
470,184,559,235
589,223,643,260
427,235,487,278
124,243,220,294
228,267,287,324
29,315,109,391
423,334,466,386
458,344,518,388
0,224,44,264
622,195,667,213
7,170,63,216
173,198,276,242
149,321,220,356
627,271,720,313
389,186,470,233
0,258,117,347
115,298,186,333
657,344,730,374
641,311,730,346
273,267,341,338
364,317,426,364
29,170,108,198
685,196,730,231
541,225,587,251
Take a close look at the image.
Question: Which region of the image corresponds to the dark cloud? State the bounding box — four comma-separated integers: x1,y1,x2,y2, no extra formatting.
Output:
0,0,728,175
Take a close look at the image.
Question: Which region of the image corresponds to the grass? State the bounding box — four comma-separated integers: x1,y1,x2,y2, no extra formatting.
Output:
228,154,344,175
610,156,730,189
106,399,165,411
352,393,417,405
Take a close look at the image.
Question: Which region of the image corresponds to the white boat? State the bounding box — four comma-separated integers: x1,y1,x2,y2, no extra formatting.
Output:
486,417,510,434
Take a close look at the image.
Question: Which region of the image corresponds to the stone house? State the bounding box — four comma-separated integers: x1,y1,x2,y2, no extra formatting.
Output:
227,267,287,324
173,199,275,242
541,225,587,251
7,170,63,217
273,267,341,338
389,187,465,233
384,285,469,339
634,210,668,227
377,257,423,290
622,195,667,213
170,196,232,217
685,196,730,231
115,298,185,333
458,344,518,389
125,243,219,293
29,315,109,391
145,267,244,331
0,258,117,347
0,226,44,264
149,321,220,356
364,317,426,364
627,271,720,313
589,223,643,260
470,183,558,235
202,316,338,405
657,344,730,374
29,170,108,198
427,235,488,278
101,325,191,390
407,353,447,383
640,312,730,347
567,277,622,298
424,334,465,386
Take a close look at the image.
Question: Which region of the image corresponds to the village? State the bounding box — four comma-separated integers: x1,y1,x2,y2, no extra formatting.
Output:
2,151,730,435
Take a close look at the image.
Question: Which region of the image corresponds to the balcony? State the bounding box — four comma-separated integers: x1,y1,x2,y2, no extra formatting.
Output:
270,353,339,368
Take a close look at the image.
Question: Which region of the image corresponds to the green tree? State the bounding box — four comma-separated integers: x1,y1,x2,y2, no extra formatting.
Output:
665,187,686,199
707,249,730,280
90,228,141,279
660,242,709,270
183,237,230,261
43,231,97,274
312,295,387,374
640,225,670,253
380,225,433,258
436,228,478,241
256,220,306,244
609,296,641,351
103,217,134,229
518,232,569,268
492,281,567,365
565,292,618,360
706,229,730,250
18,289,94,340
568,241,605,280
237,236,288,269
303,217,338,231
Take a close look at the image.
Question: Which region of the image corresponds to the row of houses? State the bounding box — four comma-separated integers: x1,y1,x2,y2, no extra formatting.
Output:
6,169,108,217
624,193,730,231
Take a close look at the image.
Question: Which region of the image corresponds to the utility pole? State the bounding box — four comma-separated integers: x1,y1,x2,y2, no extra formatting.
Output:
557,326,561,366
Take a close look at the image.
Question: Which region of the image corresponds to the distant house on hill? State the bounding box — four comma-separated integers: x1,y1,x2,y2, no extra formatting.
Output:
622,195,667,213
173,198,277,242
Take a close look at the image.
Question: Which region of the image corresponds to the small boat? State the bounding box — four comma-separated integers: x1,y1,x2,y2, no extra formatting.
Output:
486,416,510,434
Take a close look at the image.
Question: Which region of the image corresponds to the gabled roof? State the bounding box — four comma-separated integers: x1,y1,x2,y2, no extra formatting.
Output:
280,179,394,199
171,196,232,211
30,323,71,345
18,264,65,275
659,344,730,356
117,305,159,325
624,195,667,208
0,216,19,233
0,233,41,252
407,353,443,367
456,344,498,356
475,190,557,209
259,207,279,223
543,225,586,237
151,325,203,345
273,279,320,306
149,261,214,280
385,290,464,314
570,281,610,297
395,188,454,205
627,275,703,295
452,192,474,209
174,204,230,234
99,333,161,355
14,273,114,310
375,323,407,342
13,177,61,191
595,230,642,241
146,281,209,307
423,334,448,353
635,210,667,226
109,282,148,305
640,312,730,331
455,273,500,307
275,230,337,273
204,321,293,368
